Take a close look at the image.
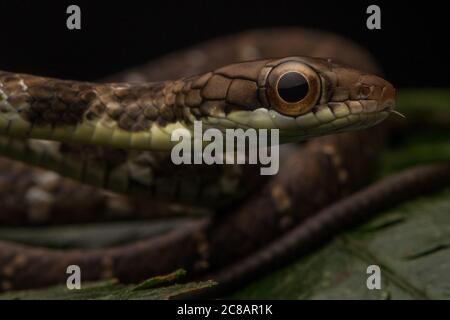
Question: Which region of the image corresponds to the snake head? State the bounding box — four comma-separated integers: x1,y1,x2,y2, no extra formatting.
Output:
194,56,395,142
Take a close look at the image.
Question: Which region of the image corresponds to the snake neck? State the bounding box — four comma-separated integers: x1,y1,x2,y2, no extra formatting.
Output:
0,71,202,150
0,71,178,120
0,67,273,150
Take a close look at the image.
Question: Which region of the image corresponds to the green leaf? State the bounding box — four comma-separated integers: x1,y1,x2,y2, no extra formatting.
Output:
131,269,187,291
0,270,216,300
379,137,450,176
396,89,450,119
379,88,450,176
233,189,450,299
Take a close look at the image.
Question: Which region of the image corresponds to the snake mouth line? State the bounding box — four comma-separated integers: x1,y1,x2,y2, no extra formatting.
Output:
201,97,394,141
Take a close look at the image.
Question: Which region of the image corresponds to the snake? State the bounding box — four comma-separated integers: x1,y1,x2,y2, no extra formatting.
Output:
0,56,394,202
0,28,447,296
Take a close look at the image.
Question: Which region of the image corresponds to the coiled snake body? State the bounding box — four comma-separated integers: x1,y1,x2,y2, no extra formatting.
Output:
0,28,447,296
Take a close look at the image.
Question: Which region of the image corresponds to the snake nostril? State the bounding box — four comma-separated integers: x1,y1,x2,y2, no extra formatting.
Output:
359,85,371,98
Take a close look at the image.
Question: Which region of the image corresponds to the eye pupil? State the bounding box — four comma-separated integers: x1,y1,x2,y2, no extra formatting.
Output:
277,72,309,103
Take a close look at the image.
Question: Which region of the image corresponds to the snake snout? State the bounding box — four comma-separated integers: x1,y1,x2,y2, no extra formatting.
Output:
359,74,396,113
380,85,396,113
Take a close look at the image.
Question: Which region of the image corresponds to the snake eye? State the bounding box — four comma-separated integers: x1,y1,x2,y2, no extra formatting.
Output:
277,72,309,103
266,61,321,116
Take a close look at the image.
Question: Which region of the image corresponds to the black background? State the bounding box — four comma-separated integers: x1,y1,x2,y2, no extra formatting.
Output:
0,299,435,319
0,0,447,87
